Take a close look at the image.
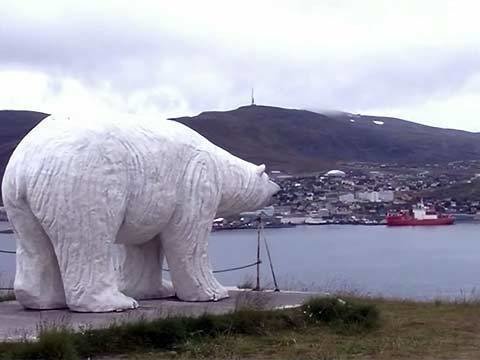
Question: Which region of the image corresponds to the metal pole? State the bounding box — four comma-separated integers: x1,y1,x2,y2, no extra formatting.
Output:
254,216,261,291
263,234,280,292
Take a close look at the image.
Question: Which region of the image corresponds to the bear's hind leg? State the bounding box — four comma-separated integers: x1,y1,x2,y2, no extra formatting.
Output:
43,178,139,313
117,236,174,299
7,203,66,309
46,214,139,312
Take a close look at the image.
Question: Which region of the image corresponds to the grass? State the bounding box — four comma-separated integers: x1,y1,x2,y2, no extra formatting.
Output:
5,294,480,359
161,296,480,360
0,296,378,360
302,297,379,333
237,276,256,290
0,291,15,302
0,310,302,359
0,274,14,302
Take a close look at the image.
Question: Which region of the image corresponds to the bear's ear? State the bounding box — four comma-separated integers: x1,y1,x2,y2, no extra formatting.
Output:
256,164,266,176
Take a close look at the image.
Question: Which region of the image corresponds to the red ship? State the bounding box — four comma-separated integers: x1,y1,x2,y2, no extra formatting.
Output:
386,201,454,226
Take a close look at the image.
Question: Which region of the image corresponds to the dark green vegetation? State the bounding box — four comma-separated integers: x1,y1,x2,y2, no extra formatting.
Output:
0,276,14,302
302,297,379,333
171,297,480,360
425,177,480,201
0,292,14,302
4,296,480,359
0,297,378,360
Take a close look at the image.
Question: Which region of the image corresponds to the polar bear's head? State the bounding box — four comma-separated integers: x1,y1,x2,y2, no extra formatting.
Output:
217,163,281,217
247,164,281,209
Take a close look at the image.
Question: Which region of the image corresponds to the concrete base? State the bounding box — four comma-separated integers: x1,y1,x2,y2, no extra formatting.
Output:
0,289,320,341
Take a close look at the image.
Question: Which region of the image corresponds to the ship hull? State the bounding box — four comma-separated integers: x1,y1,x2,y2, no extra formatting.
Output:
386,217,454,226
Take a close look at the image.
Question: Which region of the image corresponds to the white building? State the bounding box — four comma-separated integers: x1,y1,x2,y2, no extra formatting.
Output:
356,191,378,202
378,190,394,202
356,190,394,203
317,208,330,217
280,215,306,225
325,169,346,177
240,206,275,217
339,193,355,203
274,205,292,215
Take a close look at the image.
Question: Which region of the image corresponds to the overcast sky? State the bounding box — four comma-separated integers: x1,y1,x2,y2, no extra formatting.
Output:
1,0,479,130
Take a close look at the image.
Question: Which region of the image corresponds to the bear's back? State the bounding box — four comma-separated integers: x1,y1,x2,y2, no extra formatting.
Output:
16,113,208,153
5,112,254,202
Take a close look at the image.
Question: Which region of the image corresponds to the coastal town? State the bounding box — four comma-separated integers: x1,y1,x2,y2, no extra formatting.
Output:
2,160,480,230
213,160,480,230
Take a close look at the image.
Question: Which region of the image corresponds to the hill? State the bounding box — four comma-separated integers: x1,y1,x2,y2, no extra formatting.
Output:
424,178,480,201
173,105,480,171
0,110,49,201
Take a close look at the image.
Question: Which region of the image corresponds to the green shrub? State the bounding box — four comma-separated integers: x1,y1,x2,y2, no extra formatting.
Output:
302,297,380,332
72,317,188,357
237,278,255,289
0,292,15,302
185,313,230,336
36,329,78,360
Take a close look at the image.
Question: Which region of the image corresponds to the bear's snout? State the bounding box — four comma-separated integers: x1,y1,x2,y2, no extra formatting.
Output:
265,183,281,206
270,182,281,196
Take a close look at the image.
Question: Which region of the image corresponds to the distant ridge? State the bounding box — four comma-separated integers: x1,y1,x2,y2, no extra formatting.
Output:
0,110,49,201
173,105,480,171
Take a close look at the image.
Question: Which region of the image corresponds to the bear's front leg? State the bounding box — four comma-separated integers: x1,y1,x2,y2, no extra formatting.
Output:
161,219,228,301
7,202,67,310
117,237,174,299
160,150,228,302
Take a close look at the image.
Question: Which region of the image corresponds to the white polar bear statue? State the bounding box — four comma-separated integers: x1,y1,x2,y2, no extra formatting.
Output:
1,113,280,312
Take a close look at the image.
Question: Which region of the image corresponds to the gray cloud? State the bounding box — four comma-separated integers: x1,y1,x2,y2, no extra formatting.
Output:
1,1,479,129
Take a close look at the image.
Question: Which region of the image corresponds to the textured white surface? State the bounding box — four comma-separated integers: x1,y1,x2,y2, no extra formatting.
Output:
1,114,280,312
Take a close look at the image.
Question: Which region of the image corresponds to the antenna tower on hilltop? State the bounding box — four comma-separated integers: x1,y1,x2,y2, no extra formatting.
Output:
251,88,255,106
